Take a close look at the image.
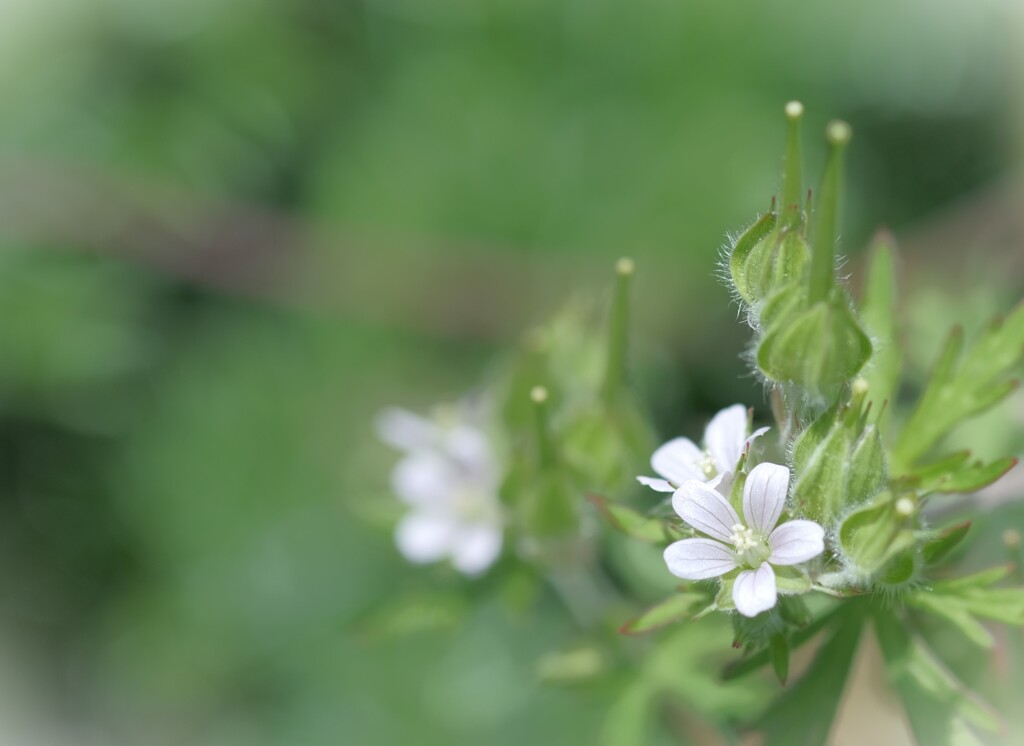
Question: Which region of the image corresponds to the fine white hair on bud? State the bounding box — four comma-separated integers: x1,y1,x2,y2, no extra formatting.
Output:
784,100,804,119
616,257,635,276
894,496,915,517
530,385,549,404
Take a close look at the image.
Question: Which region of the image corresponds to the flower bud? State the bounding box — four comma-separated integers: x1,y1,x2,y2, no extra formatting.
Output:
731,224,812,307
837,491,918,578
791,384,886,524
756,290,872,401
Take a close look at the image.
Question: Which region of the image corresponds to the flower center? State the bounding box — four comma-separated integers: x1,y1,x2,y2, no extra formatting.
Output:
730,523,769,567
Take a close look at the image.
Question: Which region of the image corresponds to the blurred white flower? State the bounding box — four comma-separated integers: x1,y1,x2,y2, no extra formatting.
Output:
663,462,824,617
376,404,503,575
637,404,768,493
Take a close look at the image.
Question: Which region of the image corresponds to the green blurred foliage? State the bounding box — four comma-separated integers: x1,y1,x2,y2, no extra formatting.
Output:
0,0,1020,743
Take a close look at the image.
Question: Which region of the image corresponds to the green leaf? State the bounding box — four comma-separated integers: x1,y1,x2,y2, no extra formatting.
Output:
907,566,1024,647
874,610,1001,743
756,602,866,746
587,494,676,544
922,521,972,565
618,589,707,635
893,303,1024,470
928,457,1018,494
723,605,842,681
858,231,902,434
770,634,790,685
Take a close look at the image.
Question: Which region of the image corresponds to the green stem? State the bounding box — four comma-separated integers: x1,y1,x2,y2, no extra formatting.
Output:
780,100,804,230
602,258,634,404
808,120,852,304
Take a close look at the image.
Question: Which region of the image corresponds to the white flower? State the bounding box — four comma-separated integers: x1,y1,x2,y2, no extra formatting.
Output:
376,404,503,576
637,404,769,493
663,462,824,617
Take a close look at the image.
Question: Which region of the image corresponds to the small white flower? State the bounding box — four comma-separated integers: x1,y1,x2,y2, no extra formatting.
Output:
637,404,769,493
663,462,824,617
376,404,503,576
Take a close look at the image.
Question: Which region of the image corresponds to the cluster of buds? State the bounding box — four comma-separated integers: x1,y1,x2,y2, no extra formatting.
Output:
728,103,872,406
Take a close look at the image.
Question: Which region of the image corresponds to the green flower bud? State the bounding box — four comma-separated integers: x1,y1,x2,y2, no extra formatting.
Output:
756,289,872,401
791,379,887,523
732,225,812,307
504,386,579,537
837,491,918,579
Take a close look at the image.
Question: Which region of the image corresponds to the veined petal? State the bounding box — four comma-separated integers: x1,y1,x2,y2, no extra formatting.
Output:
651,438,704,484
376,407,441,451
451,523,503,575
768,520,825,565
742,462,790,535
673,480,741,543
395,511,457,564
664,538,737,580
705,404,748,475
637,475,675,493
733,564,777,617
392,452,457,506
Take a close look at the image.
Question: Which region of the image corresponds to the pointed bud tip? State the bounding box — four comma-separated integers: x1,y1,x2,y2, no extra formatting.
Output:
530,386,549,404
616,257,635,276
784,100,804,120
826,120,852,147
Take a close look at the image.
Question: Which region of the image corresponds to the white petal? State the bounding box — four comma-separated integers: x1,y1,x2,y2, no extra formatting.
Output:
708,470,733,498
445,425,494,472
376,407,441,451
451,523,503,575
742,462,790,535
664,538,737,580
733,564,777,617
392,452,457,506
745,426,771,450
395,511,456,564
636,475,675,493
705,405,748,474
651,438,705,484
673,480,741,543
768,520,825,565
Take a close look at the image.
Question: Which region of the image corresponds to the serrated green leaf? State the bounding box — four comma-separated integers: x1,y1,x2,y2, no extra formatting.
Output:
756,603,866,746
587,494,675,543
909,593,995,648
894,303,1024,469
929,457,1018,494
875,610,1002,742
922,521,972,565
619,589,707,635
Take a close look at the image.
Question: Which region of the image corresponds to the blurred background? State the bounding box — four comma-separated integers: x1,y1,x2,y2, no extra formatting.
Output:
0,0,1022,744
